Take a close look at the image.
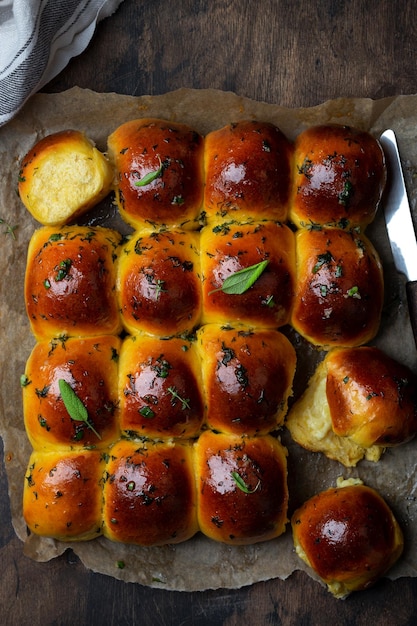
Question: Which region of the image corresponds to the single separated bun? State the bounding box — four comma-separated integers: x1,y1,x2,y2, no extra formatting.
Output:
291,479,404,598
18,130,113,226
286,346,417,466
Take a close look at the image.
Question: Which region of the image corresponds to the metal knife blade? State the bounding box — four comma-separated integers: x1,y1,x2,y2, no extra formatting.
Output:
379,129,417,347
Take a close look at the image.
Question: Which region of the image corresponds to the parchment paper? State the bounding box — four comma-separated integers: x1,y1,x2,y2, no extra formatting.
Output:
1,87,417,591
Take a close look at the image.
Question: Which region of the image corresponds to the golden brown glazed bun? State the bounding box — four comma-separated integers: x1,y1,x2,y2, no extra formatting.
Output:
117,229,202,336
25,225,122,340
204,120,293,223
326,346,417,447
195,431,288,545
103,439,198,546
290,124,386,229
23,335,121,449
291,480,404,598
291,228,383,348
18,130,113,226
286,346,417,466
23,449,105,541
197,324,296,435
200,220,295,328
108,118,204,230
118,334,204,439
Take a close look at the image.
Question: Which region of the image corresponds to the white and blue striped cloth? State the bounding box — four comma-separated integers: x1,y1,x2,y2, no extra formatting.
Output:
0,0,123,127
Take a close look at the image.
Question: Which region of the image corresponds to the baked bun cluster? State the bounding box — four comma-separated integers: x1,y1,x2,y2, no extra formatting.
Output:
22,223,294,545
292,479,404,598
286,346,417,466
289,124,386,348
20,118,406,591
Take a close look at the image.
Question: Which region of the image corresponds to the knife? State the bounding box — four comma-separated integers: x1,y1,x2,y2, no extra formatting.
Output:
379,129,417,348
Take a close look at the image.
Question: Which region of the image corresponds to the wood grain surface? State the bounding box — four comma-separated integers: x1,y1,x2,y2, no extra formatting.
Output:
2,0,417,624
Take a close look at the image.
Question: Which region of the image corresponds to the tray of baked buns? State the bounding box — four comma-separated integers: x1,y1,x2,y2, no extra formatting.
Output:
1,87,417,594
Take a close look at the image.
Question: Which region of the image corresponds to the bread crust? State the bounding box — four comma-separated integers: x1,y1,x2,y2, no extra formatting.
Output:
118,334,204,439
23,335,121,449
108,118,204,230
197,324,296,435
201,220,295,328
290,124,386,229
25,225,122,339
291,228,384,347
23,449,105,541
103,439,198,546
195,431,288,544
291,482,404,598
204,120,293,223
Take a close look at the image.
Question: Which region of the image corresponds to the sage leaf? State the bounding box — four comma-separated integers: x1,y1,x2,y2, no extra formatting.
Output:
208,259,269,296
58,378,101,439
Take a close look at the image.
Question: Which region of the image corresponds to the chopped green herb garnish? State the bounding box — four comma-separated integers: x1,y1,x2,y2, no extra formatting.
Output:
338,180,354,206
0,218,17,239
346,285,361,298
167,386,190,410
20,374,31,387
312,252,333,274
54,259,72,281
139,406,155,419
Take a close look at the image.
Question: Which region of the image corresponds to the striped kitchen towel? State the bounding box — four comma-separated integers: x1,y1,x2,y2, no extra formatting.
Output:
0,0,124,127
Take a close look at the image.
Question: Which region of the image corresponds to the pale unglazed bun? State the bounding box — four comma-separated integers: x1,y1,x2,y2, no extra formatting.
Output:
107,118,204,230
204,120,293,223
285,346,417,466
290,124,386,230
291,479,404,598
291,227,384,348
18,130,114,226
194,430,288,545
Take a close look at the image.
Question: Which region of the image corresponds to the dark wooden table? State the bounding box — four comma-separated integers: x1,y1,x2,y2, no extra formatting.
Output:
2,1,417,624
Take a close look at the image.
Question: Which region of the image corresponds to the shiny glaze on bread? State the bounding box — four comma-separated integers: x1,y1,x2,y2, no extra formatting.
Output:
290,124,386,229
108,118,204,230
292,482,404,598
197,324,296,435
204,120,293,223
195,430,288,544
291,227,384,347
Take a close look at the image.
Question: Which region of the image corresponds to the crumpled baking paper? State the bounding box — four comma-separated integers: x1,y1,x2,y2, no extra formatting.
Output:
1,87,417,591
